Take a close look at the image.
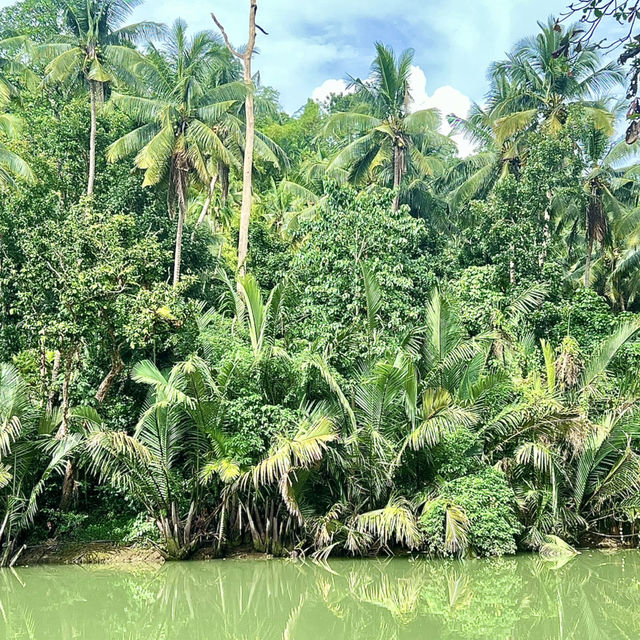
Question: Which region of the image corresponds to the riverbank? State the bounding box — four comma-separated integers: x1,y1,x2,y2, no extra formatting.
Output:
18,541,164,566
16,541,284,566
13,536,636,567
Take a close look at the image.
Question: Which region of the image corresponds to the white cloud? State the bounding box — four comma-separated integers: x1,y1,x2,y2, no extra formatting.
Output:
311,78,350,104
408,66,475,157
311,65,475,157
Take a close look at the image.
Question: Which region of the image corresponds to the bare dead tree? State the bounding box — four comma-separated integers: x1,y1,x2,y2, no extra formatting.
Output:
212,1,260,276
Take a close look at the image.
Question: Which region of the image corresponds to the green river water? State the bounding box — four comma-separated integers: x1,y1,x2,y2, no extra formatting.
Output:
0,550,639,639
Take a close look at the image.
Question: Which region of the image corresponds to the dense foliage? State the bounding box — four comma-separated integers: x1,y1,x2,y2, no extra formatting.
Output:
0,0,640,564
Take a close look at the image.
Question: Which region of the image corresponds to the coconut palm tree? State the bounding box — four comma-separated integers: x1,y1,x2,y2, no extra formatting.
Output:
324,42,453,211
577,124,640,288
0,37,36,188
0,35,37,104
37,0,165,196
443,19,624,214
106,20,250,285
443,99,525,213
489,18,624,144
597,203,640,309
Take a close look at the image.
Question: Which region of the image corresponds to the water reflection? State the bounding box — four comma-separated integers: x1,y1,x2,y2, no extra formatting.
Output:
1,551,640,639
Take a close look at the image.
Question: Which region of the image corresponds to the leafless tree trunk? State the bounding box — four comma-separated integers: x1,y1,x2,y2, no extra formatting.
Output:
88,80,97,196
172,157,188,286
213,1,259,275
392,142,405,212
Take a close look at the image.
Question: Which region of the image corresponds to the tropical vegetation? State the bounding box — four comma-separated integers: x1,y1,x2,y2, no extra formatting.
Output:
0,0,640,565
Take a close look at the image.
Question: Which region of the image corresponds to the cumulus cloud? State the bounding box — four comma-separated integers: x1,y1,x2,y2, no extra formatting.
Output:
311,79,350,104
407,66,475,157
311,65,475,157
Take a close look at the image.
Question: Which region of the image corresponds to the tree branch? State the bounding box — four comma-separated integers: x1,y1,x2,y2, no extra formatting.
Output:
211,12,242,60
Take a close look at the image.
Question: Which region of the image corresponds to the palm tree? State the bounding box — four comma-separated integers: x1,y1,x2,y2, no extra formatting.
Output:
578,124,640,288
598,203,640,309
37,0,164,196
324,42,453,211
80,356,239,559
241,282,486,558
0,365,72,566
483,321,640,547
443,100,525,213
444,19,624,213
0,37,35,188
0,363,33,565
489,18,623,144
107,20,248,286
0,35,37,104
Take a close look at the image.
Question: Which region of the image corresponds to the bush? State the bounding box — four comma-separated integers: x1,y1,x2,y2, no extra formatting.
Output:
420,468,521,557
221,394,303,466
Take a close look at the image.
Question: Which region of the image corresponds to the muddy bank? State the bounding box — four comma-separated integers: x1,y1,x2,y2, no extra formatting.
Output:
15,542,278,567
13,536,636,567
17,541,164,566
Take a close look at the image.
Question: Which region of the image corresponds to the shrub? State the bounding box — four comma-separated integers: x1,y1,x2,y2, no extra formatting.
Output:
221,394,303,466
420,468,521,557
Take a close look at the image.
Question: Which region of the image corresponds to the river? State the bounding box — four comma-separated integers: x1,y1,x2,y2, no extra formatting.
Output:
0,550,638,639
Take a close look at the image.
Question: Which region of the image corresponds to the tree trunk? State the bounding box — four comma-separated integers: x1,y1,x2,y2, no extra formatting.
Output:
584,206,592,288
218,161,229,205
47,349,61,413
88,80,97,196
172,168,188,286
95,346,124,404
39,334,47,407
59,461,76,511
584,235,594,288
55,351,73,439
237,85,255,275
213,1,258,275
392,143,404,212
56,349,76,511
539,191,552,268
509,243,516,285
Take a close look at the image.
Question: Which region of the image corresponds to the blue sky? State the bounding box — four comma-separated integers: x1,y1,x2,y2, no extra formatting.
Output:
0,0,594,116
126,0,568,112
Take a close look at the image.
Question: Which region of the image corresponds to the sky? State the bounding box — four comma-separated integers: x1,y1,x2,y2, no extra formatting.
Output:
123,0,567,110
128,0,571,154
0,0,599,153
